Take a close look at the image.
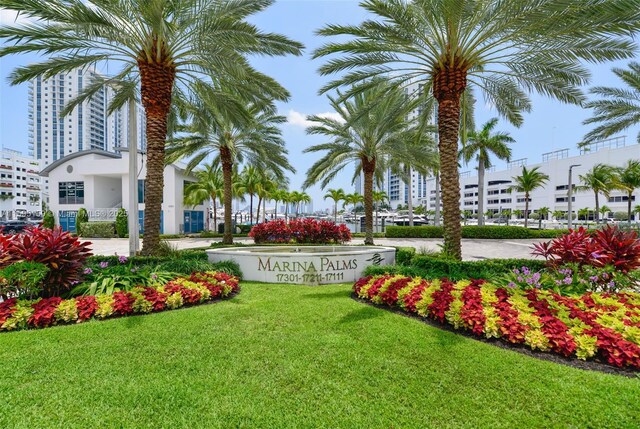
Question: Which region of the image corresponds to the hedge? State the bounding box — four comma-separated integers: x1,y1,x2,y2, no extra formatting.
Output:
86,250,208,267
385,225,570,239
365,255,547,281
81,222,115,238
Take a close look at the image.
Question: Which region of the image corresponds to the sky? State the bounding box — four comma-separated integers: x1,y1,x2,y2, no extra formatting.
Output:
1,1,639,211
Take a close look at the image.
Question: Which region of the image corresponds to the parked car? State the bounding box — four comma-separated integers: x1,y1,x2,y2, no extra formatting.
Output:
0,220,33,234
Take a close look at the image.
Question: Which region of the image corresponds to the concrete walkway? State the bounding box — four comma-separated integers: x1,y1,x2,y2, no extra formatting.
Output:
87,237,542,260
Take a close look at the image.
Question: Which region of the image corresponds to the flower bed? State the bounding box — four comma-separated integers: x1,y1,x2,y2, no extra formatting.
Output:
249,218,351,244
0,271,239,332
354,275,640,370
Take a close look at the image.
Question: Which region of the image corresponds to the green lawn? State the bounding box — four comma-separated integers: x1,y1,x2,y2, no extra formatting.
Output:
1,283,639,428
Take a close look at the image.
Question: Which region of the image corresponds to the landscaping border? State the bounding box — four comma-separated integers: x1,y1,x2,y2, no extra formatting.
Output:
352,294,638,378
353,275,640,375
0,271,239,332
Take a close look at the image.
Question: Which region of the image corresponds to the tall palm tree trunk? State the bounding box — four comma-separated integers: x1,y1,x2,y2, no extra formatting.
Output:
263,198,267,222
220,146,234,244
434,173,441,227
256,196,262,224
139,61,175,255
594,192,600,225
477,162,485,226
334,201,338,223
434,66,466,259
628,191,633,225
524,192,530,228
406,166,414,227
249,195,254,224
212,194,218,232
363,157,375,245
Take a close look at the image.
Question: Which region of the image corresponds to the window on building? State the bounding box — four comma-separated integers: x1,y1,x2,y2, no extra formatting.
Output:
608,195,636,203
555,197,575,203
58,181,84,204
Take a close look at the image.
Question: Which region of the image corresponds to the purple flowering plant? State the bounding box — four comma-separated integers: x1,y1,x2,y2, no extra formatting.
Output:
498,263,638,295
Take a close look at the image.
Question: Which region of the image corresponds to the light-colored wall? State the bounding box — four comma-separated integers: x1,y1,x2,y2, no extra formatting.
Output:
45,150,204,234
424,142,640,218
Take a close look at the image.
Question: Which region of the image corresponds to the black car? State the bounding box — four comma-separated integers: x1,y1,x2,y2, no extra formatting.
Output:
0,220,33,234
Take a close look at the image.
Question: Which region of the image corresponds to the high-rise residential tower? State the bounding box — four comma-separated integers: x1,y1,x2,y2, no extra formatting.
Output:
28,67,145,167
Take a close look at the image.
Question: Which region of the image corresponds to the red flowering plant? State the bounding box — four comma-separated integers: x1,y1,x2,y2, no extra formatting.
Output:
0,226,92,297
249,218,351,244
354,274,640,369
0,271,239,332
531,226,640,294
249,219,291,243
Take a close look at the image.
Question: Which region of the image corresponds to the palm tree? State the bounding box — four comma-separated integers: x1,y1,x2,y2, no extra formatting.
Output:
537,207,550,230
343,193,364,231
599,205,612,222
237,166,261,225
513,209,523,220
460,118,513,226
372,190,389,231
511,166,549,228
314,0,638,259
183,162,224,231
303,82,423,245
282,191,293,222
0,0,303,254
462,210,473,226
324,189,347,223
484,210,494,221
615,160,640,224
289,191,311,217
270,189,289,221
578,164,617,225
578,208,591,226
553,210,565,222
167,101,294,244
582,63,640,144
255,171,279,223
501,209,512,226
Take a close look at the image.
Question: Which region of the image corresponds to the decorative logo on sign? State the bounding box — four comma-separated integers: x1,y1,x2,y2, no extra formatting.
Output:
366,252,383,266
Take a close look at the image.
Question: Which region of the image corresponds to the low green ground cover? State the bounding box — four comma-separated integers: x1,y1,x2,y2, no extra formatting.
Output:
0,283,638,428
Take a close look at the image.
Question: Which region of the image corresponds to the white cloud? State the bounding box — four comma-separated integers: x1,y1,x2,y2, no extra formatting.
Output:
286,109,344,128
0,10,36,26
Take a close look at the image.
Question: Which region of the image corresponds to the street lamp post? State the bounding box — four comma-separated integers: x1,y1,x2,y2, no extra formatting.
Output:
567,164,581,230
128,101,140,256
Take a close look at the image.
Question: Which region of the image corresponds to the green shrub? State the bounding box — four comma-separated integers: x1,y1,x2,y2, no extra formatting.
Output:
209,260,243,279
156,259,220,275
86,250,207,268
614,211,629,221
81,222,115,238
42,210,55,229
76,208,88,236
395,247,416,266
385,225,570,239
237,224,253,234
115,208,128,238
0,261,49,300
364,256,547,281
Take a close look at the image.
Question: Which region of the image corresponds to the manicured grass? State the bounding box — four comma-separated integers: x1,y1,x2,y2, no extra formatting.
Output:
1,283,639,428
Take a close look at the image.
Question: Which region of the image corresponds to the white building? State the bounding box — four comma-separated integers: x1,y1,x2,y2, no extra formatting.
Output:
382,81,434,209
424,136,640,220
0,148,43,220
40,148,205,234
28,67,146,163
